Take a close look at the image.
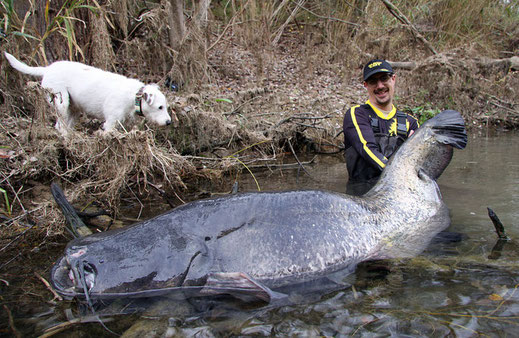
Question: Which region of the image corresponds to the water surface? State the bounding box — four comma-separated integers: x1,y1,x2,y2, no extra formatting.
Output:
37,131,519,336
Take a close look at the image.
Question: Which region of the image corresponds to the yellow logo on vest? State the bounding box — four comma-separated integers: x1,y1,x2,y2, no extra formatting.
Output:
389,118,409,136
368,61,382,68
389,119,398,136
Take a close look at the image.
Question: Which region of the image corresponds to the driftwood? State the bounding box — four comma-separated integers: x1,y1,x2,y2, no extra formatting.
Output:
387,61,417,70
487,207,510,240
388,56,519,72
478,56,519,71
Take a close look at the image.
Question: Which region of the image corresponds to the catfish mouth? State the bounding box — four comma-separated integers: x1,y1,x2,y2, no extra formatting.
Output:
51,256,97,298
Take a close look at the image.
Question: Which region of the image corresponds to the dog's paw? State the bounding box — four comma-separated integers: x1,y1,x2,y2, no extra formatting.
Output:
94,129,111,138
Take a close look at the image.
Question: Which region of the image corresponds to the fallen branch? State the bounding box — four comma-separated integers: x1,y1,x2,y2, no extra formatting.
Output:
388,61,417,70
272,0,306,45
0,215,39,253
488,101,519,117
478,56,519,71
380,0,437,55
40,316,114,338
389,56,519,74
272,113,332,129
295,122,329,131
35,272,63,302
247,156,316,170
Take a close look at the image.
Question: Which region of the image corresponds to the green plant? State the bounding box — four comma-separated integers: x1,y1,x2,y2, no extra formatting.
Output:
225,139,270,191
408,104,442,125
215,98,233,104
0,0,37,40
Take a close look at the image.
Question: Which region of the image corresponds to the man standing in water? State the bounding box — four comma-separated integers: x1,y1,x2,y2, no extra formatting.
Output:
343,59,419,195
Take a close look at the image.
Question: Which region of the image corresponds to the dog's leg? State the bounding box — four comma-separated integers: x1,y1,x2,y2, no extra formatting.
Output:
101,103,128,133
49,89,74,136
102,117,118,133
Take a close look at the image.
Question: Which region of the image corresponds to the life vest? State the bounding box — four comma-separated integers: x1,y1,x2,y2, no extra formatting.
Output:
369,110,408,159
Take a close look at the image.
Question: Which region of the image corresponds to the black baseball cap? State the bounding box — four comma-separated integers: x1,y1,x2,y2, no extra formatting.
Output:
363,59,394,81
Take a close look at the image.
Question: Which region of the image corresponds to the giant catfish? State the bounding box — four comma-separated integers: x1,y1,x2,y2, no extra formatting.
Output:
51,110,467,303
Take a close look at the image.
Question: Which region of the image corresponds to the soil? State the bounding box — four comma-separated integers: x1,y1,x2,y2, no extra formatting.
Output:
0,14,518,336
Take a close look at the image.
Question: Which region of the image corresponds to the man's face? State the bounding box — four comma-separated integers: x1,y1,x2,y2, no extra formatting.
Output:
363,72,396,109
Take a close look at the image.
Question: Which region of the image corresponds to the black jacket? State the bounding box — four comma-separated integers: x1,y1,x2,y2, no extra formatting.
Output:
343,101,419,183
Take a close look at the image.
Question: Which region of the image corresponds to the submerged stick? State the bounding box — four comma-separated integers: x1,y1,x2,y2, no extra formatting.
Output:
35,272,63,301
487,207,510,240
3,305,21,338
288,139,318,183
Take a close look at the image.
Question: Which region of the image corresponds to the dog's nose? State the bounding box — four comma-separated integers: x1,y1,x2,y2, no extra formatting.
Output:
166,120,172,126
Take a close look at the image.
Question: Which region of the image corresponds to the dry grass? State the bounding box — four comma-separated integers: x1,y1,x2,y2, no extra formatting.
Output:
398,47,519,127
60,129,192,205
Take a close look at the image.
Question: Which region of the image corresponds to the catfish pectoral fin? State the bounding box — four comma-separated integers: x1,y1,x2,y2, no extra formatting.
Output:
200,272,286,303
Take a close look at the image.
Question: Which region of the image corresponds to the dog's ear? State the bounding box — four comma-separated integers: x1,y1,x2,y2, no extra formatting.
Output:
143,92,155,105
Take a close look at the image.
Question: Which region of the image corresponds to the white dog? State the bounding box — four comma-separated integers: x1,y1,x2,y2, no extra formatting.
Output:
4,52,175,135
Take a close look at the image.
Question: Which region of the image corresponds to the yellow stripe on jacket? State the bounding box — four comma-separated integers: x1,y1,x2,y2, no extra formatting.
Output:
349,106,387,169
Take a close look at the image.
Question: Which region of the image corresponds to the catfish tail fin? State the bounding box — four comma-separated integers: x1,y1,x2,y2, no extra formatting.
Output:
425,110,468,150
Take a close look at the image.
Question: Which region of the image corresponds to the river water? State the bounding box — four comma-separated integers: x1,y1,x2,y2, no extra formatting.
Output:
34,131,519,336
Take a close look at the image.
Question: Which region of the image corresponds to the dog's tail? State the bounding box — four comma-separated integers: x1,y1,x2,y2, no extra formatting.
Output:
4,52,45,77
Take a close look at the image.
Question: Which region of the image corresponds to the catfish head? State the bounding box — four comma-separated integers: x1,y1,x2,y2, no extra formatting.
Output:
51,246,97,299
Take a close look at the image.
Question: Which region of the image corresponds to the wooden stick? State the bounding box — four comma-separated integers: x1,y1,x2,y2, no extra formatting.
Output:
35,272,63,301
272,0,306,45
388,61,417,70
487,207,510,240
287,139,318,182
379,0,437,55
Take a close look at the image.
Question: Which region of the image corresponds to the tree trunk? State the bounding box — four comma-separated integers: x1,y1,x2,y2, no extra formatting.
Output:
168,0,186,52
195,0,211,28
